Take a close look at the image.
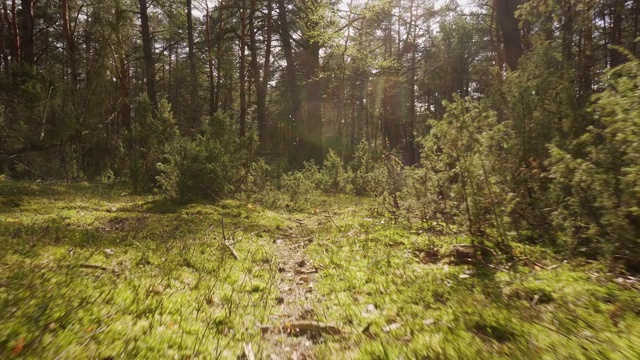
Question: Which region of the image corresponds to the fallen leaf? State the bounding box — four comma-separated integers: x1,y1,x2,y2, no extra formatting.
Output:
12,337,25,356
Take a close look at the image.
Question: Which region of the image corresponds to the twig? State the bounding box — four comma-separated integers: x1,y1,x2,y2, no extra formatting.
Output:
224,241,240,260
517,256,550,270
449,243,497,257
77,263,116,272
531,320,573,341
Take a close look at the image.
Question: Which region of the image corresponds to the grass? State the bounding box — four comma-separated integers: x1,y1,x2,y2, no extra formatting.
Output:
1,180,639,359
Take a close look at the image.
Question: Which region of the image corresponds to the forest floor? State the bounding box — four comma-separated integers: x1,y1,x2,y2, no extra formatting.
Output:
1,181,640,359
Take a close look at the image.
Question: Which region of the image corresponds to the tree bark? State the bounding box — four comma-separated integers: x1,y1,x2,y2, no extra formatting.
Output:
204,2,216,117
8,0,20,63
249,0,272,153
303,36,323,164
277,0,305,164
186,0,199,133
138,0,158,114
20,0,35,65
0,2,9,76
61,0,77,87
610,0,624,67
494,0,523,70
239,0,247,138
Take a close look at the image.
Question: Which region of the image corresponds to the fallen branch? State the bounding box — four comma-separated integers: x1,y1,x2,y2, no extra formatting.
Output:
449,243,497,257
219,217,240,260
260,321,342,336
224,241,240,260
512,256,559,271
77,263,116,273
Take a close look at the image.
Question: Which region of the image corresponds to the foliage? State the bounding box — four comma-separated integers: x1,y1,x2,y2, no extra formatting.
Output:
127,97,179,193
2,180,640,359
547,54,640,270
397,97,516,253
279,162,324,210
156,113,251,200
319,149,353,194
351,141,386,196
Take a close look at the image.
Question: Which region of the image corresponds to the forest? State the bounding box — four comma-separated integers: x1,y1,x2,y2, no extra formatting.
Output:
1,0,640,358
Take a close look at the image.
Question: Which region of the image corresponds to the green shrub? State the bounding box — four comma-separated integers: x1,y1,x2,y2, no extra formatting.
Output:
156,113,251,200
279,161,323,210
402,96,516,253
547,54,640,270
351,141,386,196
128,97,179,193
319,149,353,194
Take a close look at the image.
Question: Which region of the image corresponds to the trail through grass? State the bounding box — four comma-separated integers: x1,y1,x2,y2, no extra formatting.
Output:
1,182,639,359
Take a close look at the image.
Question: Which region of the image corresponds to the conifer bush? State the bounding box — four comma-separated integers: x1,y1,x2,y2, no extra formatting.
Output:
128,97,179,193
402,97,516,253
156,113,251,200
547,54,640,271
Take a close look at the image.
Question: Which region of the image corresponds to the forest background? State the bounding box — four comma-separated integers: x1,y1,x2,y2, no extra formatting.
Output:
0,0,640,271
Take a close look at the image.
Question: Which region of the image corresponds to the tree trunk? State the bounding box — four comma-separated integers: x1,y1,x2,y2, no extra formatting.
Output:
205,2,216,117
494,0,523,70
19,0,35,65
239,0,247,138
9,0,19,63
610,0,624,67
0,2,9,77
303,37,323,164
138,0,158,114
186,0,199,133
214,3,224,113
249,0,272,153
61,0,77,87
277,0,305,164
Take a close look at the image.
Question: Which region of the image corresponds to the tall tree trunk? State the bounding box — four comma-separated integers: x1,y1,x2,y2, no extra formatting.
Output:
0,2,9,77
610,0,624,67
61,0,77,87
561,1,573,64
186,0,199,133
239,0,247,138
205,2,216,117
494,0,523,70
303,36,323,164
277,0,305,164
214,3,224,113
381,10,403,157
138,0,158,114
19,0,35,65
9,0,19,63
405,0,418,165
249,0,272,153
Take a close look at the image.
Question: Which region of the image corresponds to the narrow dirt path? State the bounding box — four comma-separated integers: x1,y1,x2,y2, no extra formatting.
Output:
261,217,326,359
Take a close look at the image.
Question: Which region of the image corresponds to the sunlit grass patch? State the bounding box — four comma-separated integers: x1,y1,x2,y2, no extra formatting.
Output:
0,182,282,358
304,202,640,359
1,181,639,359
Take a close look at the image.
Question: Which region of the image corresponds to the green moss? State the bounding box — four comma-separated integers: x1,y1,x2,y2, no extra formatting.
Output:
0,181,639,359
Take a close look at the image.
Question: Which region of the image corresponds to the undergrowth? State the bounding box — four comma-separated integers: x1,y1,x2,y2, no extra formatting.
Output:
1,180,639,359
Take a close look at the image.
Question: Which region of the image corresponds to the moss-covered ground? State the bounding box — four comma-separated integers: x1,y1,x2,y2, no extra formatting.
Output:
1,181,638,359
